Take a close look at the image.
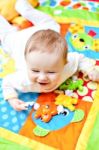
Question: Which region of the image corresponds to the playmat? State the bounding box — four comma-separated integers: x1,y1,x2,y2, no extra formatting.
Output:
0,0,99,150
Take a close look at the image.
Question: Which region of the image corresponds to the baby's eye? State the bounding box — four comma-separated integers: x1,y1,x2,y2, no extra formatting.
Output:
47,71,56,74
32,70,40,73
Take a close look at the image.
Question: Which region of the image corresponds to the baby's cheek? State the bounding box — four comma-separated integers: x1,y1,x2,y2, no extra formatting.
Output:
28,72,36,82
52,74,61,82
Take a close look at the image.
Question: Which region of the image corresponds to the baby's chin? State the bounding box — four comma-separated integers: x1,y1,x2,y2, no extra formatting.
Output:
39,83,57,92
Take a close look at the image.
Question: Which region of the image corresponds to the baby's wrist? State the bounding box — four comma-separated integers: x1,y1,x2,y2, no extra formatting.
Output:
83,67,95,77
7,97,18,102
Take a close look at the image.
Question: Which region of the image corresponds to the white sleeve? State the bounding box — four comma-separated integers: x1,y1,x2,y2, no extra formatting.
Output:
2,71,27,100
15,0,60,32
78,54,96,75
2,3,60,70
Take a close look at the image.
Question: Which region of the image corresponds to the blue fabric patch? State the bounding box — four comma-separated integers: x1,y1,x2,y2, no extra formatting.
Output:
0,79,39,133
32,109,74,130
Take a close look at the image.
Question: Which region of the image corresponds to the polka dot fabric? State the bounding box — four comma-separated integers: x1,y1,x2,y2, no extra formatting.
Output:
72,71,98,102
0,79,39,133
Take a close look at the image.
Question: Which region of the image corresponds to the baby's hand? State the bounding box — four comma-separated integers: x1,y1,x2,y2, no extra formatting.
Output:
88,68,99,82
8,98,28,111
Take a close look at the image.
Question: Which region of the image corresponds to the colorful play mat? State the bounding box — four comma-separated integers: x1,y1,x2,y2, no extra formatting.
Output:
0,0,99,150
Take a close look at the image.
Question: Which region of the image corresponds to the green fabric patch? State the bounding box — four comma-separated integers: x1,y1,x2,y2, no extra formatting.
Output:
86,112,99,150
71,109,84,123
0,137,31,150
33,125,50,137
37,6,99,21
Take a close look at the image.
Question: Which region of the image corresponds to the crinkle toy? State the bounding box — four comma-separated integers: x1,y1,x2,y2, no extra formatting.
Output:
55,94,78,111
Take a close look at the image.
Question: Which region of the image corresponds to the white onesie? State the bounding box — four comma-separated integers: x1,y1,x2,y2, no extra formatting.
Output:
0,0,95,100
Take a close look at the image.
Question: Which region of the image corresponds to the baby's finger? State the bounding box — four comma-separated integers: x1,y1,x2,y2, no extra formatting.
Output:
21,104,28,110
18,100,26,105
16,104,28,111
89,74,93,80
89,74,96,81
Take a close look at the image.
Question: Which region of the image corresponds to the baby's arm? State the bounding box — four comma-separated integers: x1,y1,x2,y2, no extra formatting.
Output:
88,68,99,82
78,54,99,82
2,72,28,111
15,0,60,32
8,98,28,111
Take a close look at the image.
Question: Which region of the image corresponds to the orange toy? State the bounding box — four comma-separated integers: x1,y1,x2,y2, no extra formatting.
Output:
12,16,34,30
34,101,58,122
34,92,58,122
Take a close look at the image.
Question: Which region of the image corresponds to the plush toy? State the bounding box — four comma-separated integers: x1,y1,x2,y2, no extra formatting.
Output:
55,94,78,111
33,92,58,122
32,93,84,137
0,0,38,29
34,101,58,122
59,77,84,91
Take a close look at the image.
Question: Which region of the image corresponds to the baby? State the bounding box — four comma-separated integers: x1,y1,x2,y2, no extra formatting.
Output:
1,0,99,111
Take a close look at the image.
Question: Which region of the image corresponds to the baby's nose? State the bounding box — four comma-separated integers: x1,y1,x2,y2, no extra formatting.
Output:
38,72,48,81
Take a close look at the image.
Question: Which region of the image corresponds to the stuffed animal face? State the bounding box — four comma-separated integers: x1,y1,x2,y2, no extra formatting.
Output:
70,32,93,50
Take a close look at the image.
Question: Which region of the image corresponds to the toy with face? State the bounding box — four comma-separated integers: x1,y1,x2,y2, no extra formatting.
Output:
34,101,58,123
70,33,93,51
68,23,99,52
32,92,84,137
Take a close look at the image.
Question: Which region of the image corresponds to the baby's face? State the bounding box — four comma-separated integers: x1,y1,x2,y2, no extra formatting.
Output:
26,51,64,92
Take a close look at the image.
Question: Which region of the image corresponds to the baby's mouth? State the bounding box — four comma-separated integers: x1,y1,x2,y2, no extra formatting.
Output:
38,82,49,86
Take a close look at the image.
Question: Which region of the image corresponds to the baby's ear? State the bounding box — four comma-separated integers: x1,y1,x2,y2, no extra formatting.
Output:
64,59,68,65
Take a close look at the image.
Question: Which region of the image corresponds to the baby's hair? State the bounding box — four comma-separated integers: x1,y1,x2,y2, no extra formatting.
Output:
25,29,68,63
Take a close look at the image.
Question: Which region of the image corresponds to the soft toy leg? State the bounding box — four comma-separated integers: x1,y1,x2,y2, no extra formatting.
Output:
15,0,56,26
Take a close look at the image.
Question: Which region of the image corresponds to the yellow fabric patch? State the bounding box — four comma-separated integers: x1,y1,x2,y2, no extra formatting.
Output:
76,84,99,150
0,49,15,78
0,128,58,150
54,17,99,27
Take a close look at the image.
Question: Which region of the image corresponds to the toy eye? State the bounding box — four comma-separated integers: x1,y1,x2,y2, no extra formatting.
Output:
62,109,69,116
79,38,84,42
83,45,90,50
45,105,50,109
72,34,78,39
